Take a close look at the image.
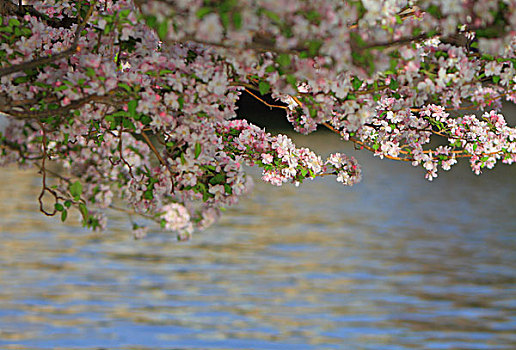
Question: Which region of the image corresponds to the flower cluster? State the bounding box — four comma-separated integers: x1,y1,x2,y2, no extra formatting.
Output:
215,119,345,187
0,0,515,238
326,153,362,186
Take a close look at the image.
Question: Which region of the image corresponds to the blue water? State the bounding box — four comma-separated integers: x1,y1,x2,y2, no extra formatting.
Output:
0,131,515,349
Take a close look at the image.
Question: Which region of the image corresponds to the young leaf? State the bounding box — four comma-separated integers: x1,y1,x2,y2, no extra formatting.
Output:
277,54,291,67
157,20,168,41
389,79,399,90
78,203,88,218
194,142,202,159
209,173,225,185
196,7,212,19
85,67,96,77
61,210,68,222
352,77,362,90
70,181,83,200
118,82,132,92
259,81,270,95
128,100,138,118
286,74,297,87
232,12,242,29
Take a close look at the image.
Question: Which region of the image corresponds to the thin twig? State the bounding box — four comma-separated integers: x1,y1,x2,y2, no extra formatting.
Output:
141,132,166,166
244,88,289,110
36,121,59,216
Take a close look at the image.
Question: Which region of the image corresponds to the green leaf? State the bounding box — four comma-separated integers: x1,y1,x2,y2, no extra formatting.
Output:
78,203,88,218
427,29,438,37
145,15,157,28
159,69,174,75
120,9,131,18
194,142,202,159
61,210,68,222
389,79,399,90
8,18,20,27
70,181,83,200
492,75,500,84
309,107,317,118
128,100,137,118
54,85,68,92
143,190,153,200
220,12,229,29
390,58,398,71
157,20,168,40
34,81,52,88
412,27,422,37
285,74,297,87
64,200,72,208
103,22,113,35
305,10,321,23
265,65,276,73
352,77,362,90
209,173,225,185
435,51,448,59
196,7,212,19
13,76,29,84
110,110,129,117
122,118,135,130
232,12,242,29
426,5,442,18
258,81,270,95
118,82,132,92
307,40,322,56
55,203,64,212
277,53,291,67
261,9,281,23
85,67,96,77
220,0,237,12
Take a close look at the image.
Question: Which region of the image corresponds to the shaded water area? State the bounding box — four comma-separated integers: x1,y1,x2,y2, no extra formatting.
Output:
0,130,515,350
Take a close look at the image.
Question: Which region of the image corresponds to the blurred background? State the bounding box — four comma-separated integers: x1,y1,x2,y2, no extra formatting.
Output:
0,101,515,349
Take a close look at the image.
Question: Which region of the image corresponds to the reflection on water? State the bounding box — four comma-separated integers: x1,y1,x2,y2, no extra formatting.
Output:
0,131,515,350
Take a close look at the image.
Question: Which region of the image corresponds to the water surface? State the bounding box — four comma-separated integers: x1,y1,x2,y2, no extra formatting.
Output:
0,131,515,349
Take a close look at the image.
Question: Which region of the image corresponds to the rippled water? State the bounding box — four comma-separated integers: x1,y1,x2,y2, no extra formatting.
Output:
1,131,515,350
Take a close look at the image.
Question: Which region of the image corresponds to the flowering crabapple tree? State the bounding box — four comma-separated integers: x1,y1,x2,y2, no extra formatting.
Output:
0,0,515,239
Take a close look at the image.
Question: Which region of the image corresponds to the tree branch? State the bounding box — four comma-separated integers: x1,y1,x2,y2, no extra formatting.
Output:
1,94,120,119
